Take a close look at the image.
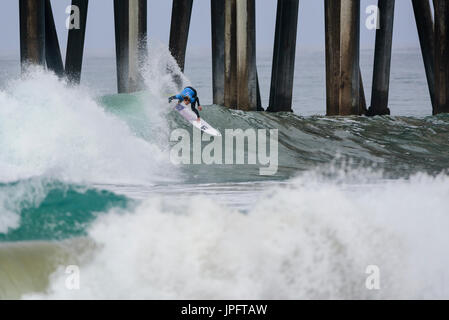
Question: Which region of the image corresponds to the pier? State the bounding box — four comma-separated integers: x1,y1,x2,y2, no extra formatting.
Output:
17,0,449,116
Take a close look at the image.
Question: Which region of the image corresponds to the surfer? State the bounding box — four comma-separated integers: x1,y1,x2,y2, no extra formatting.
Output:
169,87,203,122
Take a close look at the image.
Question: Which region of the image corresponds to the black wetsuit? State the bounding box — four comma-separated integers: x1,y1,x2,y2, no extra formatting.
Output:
190,98,201,118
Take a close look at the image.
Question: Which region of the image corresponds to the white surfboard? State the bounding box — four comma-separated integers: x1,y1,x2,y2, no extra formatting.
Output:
174,103,221,137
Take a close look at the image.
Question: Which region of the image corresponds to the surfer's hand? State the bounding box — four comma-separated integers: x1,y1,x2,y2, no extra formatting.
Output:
168,97,173,103
197,118,201,123
198,106,203,111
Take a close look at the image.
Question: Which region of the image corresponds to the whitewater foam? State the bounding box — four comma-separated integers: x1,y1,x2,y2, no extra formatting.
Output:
0,67,175,185
0,178,51,234
23,170,449,299
0,206,19,234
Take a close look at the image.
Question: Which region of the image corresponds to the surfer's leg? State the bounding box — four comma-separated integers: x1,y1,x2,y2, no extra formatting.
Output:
191,105,200,119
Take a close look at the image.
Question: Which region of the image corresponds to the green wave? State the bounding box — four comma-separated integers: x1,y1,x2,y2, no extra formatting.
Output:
0,180,130,242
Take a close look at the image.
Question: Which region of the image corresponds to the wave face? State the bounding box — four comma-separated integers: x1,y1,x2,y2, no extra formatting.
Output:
99,94,449,183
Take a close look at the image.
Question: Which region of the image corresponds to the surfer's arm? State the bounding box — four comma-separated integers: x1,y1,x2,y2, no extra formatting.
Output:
168,94,183,103
196,98,202,111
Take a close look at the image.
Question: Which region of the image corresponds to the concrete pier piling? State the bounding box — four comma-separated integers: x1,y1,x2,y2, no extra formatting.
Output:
44,0,64,77
65,0,89,84
219,0,261,110
339,0,360,116
267,0,300,113
224,0,238,109
367,0,395,116
169,0,193,73
223,0,257,111
359,68,367,114
211,0,225,105
434,0,449,114
326,0,365,116
236,0,257,111
19,0,45,72
412,0,436,111
325,0,341,116
114,0,147,94
256,70,263,111
13,0,445,116
114,0,129,93
169,0,193,90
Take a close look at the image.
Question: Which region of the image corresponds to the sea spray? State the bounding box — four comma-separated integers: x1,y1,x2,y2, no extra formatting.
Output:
0,67,175,185
141,40,190,99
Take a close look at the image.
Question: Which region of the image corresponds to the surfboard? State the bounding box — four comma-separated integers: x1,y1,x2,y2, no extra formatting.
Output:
174,103,221,137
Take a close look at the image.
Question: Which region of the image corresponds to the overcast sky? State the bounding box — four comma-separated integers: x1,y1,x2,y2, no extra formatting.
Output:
0,0,421,56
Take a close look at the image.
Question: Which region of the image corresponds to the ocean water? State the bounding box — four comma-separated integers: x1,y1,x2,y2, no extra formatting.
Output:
1,44,449,299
